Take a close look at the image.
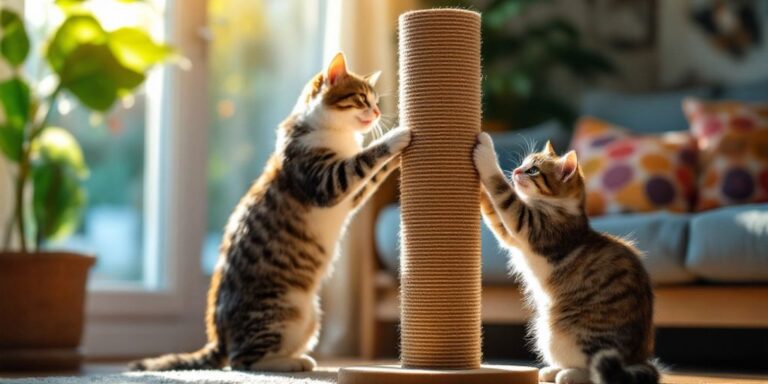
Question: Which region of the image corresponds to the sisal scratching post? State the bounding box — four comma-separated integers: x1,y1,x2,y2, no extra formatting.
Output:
339,9,537,384
398,8,483,370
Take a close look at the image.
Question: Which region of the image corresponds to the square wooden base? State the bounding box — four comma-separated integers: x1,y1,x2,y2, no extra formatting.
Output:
338,364,538,384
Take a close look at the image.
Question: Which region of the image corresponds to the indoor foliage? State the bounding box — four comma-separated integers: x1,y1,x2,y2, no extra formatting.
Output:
433,0,615,129
0,0,175,252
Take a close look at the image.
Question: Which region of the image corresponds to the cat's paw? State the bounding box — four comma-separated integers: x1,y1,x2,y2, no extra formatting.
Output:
555,368,591,384
539,366,562,382
384,126,411,153
477,131,494,147
249,355,316,372
474,132,499,178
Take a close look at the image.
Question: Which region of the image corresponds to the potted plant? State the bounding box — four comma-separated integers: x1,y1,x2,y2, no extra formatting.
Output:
432,0,616,130
0,1,175,370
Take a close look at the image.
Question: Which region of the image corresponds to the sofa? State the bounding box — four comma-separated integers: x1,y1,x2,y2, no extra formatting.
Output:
356,79,768,358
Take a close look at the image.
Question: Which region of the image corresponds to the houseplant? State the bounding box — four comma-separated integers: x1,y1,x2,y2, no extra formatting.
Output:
0,1,175,370
432,0,616,130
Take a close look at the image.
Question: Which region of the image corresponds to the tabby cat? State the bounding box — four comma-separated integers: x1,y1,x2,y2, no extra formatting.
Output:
473,132,658,384
131,53,410,372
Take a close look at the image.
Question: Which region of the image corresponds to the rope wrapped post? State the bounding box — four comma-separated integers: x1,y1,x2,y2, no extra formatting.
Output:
398,8,482,370
339,9,537,384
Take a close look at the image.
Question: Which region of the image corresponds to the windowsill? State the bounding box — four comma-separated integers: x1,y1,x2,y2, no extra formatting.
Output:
88,280,152,292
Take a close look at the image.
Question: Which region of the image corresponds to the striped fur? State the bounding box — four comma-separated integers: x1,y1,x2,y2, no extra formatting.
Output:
130,53,410,372
474,133,658,384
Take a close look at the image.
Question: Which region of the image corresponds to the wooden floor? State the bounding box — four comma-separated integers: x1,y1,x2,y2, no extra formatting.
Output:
2,361,767,383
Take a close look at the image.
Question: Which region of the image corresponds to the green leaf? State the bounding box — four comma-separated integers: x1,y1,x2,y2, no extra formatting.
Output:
46,14,108,73
0,77,30,129
108,27,174,72
59,43,145,111
0,9,30,66
31,127,88,241
32,127,88,177
0,124,23,161
508,70,533,97
0,77,30,161
32,163,87,240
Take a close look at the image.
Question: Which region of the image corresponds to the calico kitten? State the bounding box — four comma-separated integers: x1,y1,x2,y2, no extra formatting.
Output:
473,133,658,384
131,53,410,372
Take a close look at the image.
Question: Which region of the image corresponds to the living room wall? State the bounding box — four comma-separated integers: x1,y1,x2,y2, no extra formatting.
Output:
521,0,768,94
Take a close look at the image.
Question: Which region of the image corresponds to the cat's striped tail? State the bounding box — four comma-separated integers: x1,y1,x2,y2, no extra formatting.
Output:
129,342,225,371
590,349,659,384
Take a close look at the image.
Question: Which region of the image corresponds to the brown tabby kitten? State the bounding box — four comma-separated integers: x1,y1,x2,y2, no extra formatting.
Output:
131,53,410,372
473,132,658,384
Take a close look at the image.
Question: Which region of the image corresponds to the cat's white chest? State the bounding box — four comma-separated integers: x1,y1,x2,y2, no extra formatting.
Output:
507,246,587,368
507,246,553,305
305,201,353,276
536,315,587,368
512,250,588,369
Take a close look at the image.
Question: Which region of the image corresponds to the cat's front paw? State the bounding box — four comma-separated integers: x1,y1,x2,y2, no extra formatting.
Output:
384,126,411,153
539,366,562,382
473,132,499,178
555,368,591,384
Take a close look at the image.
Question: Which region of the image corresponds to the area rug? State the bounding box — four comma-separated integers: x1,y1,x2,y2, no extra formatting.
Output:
0,369,337,384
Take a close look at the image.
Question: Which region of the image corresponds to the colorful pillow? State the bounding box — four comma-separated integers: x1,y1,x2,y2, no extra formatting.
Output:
683,99,768,211
571,117,697,216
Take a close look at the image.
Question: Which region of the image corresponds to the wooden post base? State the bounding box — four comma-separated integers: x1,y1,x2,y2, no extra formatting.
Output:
338,364,538,384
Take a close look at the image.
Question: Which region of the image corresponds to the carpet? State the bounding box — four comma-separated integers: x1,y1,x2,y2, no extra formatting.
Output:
3,366,767,384
0,369,338,384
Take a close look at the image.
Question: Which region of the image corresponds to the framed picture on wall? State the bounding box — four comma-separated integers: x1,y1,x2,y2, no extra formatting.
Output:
689,0,763,59
659,0,768,85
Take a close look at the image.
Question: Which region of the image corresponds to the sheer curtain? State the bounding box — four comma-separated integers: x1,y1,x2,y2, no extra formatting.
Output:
317,0,418,357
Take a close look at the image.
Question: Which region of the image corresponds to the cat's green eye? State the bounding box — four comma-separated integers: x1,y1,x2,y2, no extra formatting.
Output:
525,166,540,176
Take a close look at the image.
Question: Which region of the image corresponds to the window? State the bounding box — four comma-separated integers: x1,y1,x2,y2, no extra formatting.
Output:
23,1,168,288
203,0,327,272
7,0,331,357
12,0,213,357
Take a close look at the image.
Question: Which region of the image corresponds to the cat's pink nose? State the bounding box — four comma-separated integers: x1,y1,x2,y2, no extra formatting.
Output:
513,168,522,175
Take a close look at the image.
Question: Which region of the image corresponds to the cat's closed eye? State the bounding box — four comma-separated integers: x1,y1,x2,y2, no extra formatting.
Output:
336,93,375,109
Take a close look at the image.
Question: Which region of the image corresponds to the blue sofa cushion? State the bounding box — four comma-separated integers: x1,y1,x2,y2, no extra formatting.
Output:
376,204,695,285
687,204,768,282
719,77,768,101
376,204,512,284
376,122,572,285
580,88,712,134
591,212,695,285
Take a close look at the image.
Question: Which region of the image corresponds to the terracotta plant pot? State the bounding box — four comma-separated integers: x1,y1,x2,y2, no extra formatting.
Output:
0,252,95,371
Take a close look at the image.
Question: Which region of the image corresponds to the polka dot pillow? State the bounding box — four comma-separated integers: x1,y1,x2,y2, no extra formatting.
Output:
571,117,697,216
683,99,768,211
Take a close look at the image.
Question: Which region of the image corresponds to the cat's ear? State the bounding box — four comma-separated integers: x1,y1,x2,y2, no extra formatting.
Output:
365,71,382,86
559,150,579,181
325,52,348,86
543,140,556,156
